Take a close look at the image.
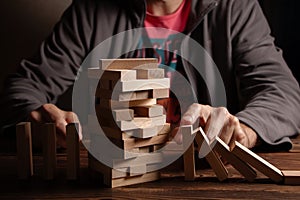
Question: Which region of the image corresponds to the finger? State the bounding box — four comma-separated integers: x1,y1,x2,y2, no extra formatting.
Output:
65,112,83,141
29,109,44,123
219,115,237,145
229,125,248,150
205,107,228,141
181,104,211,126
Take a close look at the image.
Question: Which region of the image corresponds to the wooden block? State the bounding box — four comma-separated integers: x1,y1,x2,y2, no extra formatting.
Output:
100,126,132,140
88,68,137,81
132,104,164,117
111,171,160,188
231,141,283,183
211,137,257,182
157,123,171,135
98,99,157,109
99,58,158,70
195,127,228,181
16,122,33,179
66,123,80,180
112,152,163,169
130,164,147,176
151,88,169,99
281,170,300,185
115,78,170,92
116,115,166,131
113,109,134,121
180,125,196,181
111,134,169,151
136,68,165,79
42,123,57,180
126,127,158,139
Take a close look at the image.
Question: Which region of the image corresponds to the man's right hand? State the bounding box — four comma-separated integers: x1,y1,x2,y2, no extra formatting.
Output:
29,104,81,148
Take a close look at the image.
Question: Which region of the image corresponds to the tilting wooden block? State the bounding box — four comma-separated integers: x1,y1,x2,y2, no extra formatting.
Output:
42,123,57,180
66,123,80,180
114,78,170,92
132,104,164,117
281,170,300,185
99,58,158,70
136,68,165,79
16,122,33,179
211,137,257,182
181,125,196,181
231,141,283,183
88,68,137,81
195,128,228,181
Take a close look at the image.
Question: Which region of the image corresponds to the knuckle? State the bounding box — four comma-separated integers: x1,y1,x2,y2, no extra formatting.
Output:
230,116,239,126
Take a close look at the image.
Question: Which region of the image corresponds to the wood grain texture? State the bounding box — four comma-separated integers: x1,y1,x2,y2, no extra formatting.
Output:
181,126,196,181
16,122,33,179
115,78,170,92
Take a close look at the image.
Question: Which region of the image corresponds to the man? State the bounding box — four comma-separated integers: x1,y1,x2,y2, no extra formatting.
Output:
1,0,299,150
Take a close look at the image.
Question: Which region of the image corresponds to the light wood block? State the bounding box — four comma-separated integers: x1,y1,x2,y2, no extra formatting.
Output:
66,123,80,180
157,123,171,135
181,125,196,181
111,171,160,188
137,68,165,79
151,88,169,98
113,109,134,121
115,78,170,92
16,122,33,179
112,152,164,169
116,115,166,131
231,141,283,183
132,104,164,117
126,127,158,139
113,134,169,151
88,68,137,81
211,137,257,182
195,128,228,181
95,89,150,102
130,164,147,176
98,99,157,109
99,58,158,70
42,123,57,180
281,170,300,185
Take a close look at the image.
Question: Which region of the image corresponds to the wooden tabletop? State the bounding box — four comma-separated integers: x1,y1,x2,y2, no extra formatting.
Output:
0,136,299,200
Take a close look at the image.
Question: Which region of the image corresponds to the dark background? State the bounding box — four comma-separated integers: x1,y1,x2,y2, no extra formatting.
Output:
0,0,299,106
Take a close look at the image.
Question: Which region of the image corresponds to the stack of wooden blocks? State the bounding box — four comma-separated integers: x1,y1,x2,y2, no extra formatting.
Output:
87,58,171,188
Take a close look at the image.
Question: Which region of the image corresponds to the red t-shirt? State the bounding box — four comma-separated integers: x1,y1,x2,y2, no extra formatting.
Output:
143,0,191,125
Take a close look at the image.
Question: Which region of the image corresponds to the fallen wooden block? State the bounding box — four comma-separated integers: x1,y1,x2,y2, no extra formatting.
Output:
132,104,164,117
181,125,196,181
42,123,57,180
281,170,300,185
136,68,165,79
88,68,137,81
99,58,158,70
114,78,170,92
231,141,283,183
16,122,33,179
195,127,228,181
66,123,80,180
211,137,257,182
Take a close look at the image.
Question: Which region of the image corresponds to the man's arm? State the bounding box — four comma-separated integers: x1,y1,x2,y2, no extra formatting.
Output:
231,0,300,148
0,0,94,131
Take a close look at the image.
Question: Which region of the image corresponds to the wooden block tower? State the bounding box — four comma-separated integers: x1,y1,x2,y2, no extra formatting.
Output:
87,58,171,188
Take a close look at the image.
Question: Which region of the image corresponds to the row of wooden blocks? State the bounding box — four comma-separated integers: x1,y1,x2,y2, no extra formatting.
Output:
16,122,80,180
182,125,300,185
